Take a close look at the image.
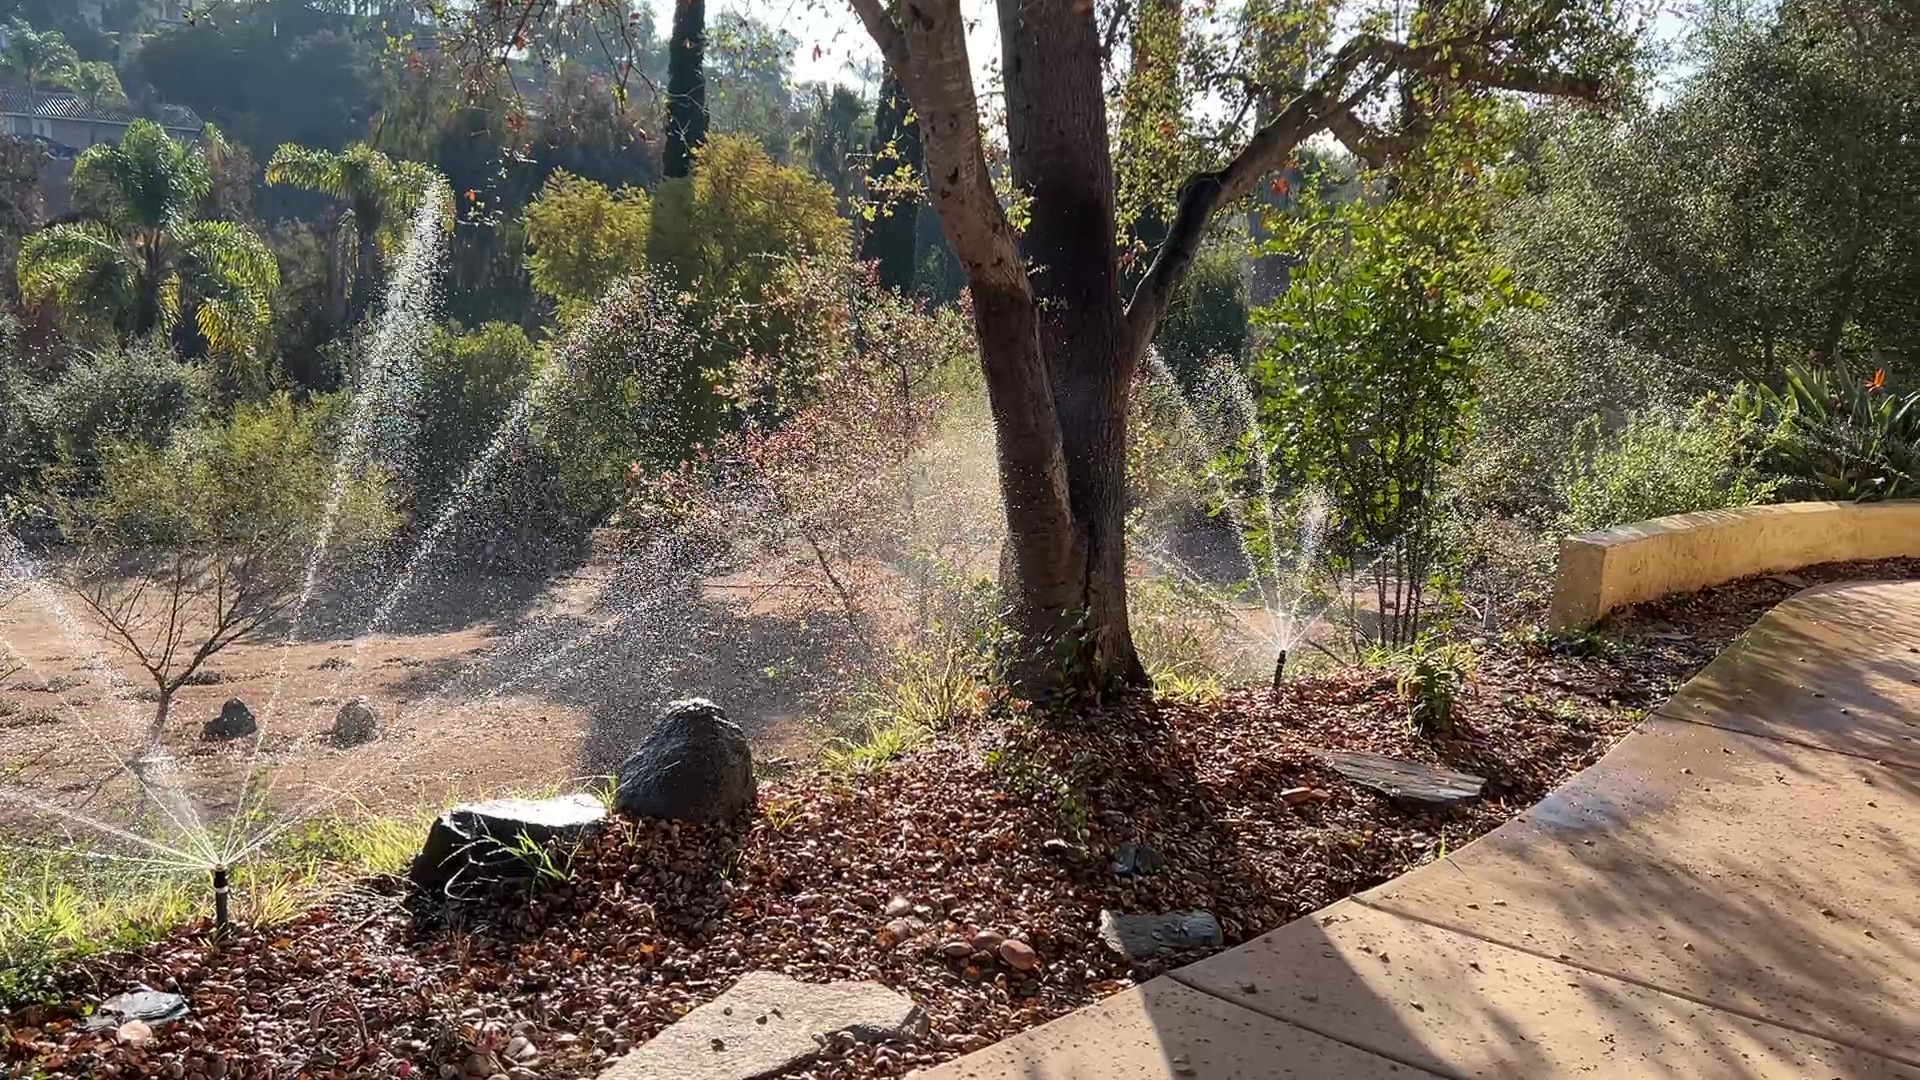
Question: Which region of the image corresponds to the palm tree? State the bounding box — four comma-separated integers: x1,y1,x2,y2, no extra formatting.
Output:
265,142,447,323
0,19,80,123
18,120,279,360
69,60,125,147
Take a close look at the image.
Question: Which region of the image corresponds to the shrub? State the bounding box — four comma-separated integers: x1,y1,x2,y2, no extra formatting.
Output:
1255,196,1523,647
648,134,847,302
80,393,394,555
1557,397,1779,532
1733,364,1920,501
537,274,707,530
34,340,209,481
416,321,542,513
628,262,977,633
524,170,651,315
59,395,398,738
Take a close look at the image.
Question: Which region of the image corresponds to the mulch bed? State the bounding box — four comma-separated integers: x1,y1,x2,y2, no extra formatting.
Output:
9,558,1918,1080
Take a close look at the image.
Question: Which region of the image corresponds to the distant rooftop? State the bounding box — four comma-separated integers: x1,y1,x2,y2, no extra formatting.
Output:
0,87,202,132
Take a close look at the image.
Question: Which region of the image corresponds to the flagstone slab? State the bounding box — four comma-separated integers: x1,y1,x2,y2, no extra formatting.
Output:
1177,899,1918,1079
1360,716,1920,1064
916,976,1439,1080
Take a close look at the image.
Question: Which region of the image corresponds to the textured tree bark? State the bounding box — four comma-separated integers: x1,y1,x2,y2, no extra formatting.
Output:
860,68,923,293
663,0,708,180
999,0,1144,684
842,0,1612,693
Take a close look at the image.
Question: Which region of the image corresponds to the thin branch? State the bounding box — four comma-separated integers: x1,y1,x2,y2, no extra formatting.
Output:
846,0,911,78
1121,27,1611,356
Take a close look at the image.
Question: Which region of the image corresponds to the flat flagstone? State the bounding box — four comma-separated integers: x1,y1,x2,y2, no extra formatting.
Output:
916,976,1440,1080
1176,899,1919,1079
1361,715,1920,1064
597,972,925,1080
1098,910,1222,959
1314,749,1485,806
1649,580,1920,767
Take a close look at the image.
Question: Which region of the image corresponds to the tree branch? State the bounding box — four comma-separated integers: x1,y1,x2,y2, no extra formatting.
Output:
846,0,911,78
849,0,1028,296
1325,108,1404,168
1122,28,1612,356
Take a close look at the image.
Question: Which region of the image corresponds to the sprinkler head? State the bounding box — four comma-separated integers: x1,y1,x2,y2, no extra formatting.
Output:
1271,648,1289,694
211,865,231,933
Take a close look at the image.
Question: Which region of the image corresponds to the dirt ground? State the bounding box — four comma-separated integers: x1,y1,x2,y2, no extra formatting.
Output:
0,546,865,842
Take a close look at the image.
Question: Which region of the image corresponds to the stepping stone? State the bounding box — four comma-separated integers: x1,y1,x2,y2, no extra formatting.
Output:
83,990,188,1032
410,794,606,898
1098,910,1222,960
1315,749,1484,807
597,971,925,1080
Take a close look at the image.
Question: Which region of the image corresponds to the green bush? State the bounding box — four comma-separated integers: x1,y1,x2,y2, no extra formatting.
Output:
1733,364,1920,501
537,274,706,530
36,340,209,478
1556,397,1778,533
77,393,395,559
1254,195,1522,646
416,321,542,512
524,170,652,316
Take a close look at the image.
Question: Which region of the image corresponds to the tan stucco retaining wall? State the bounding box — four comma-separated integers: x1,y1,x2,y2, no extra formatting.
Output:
1548,500,1920,628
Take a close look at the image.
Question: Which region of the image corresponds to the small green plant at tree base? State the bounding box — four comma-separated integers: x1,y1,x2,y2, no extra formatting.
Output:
1379,638,1476,737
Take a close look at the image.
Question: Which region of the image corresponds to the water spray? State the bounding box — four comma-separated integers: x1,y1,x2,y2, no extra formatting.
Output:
211,865,231,932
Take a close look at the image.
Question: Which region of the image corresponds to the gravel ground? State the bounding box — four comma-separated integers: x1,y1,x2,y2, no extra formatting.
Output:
9,558,1917,1080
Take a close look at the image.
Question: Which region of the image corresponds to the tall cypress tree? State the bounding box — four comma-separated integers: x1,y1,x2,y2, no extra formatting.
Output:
663,0,708,178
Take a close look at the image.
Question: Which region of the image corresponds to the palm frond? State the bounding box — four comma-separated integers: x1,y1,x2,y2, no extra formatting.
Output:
265,143,351,200
73,121,211,232
18,222,137,325
176,220,280,357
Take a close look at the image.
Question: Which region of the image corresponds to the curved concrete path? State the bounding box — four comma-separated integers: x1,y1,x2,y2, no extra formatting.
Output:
925,581,1920,1079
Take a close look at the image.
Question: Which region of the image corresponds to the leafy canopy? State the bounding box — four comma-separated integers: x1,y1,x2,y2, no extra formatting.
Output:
265,142,450,254
524,170,651,314
18,122,279,360
0,20,78,92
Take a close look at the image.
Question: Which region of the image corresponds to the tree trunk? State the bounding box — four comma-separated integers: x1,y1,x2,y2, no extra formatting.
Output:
663,0,708,180
997,0,1144,685
860,67,922,293
351,218,379,323
133,231,164,339
148,690,172,750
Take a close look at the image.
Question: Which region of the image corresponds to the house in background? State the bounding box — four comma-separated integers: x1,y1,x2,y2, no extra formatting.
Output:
0,89,202,150
0,89,203,215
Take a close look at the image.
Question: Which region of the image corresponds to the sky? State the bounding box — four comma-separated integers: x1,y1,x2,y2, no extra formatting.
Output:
643,0,999,92
641,0,1693,103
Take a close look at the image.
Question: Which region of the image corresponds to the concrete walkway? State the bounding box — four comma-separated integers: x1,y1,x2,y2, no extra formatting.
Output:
924,581,1920,1079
